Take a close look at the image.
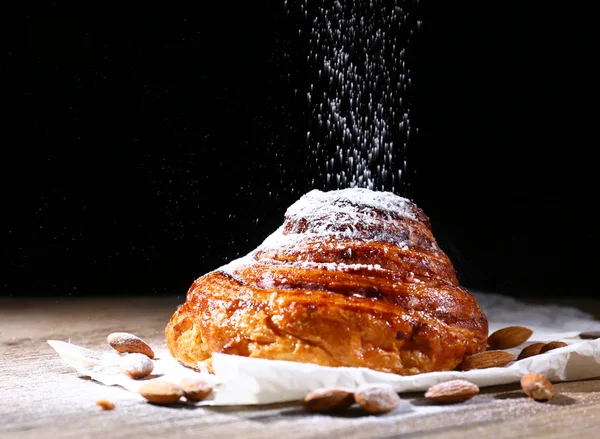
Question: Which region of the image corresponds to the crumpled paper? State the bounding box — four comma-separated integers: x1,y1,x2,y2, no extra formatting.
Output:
48,292,600,406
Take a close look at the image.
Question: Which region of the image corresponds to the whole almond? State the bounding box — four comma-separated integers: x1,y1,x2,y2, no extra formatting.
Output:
139,380,184,405
120,353,154,379
458,350,515,371
354,384,401,414
302,388,355,412
107,332,155,359
516,342,546,361
579,331,600,340
487,326,533,349
539,341,568,354
520,373,556,401
424,380,479,403
179,376,213,402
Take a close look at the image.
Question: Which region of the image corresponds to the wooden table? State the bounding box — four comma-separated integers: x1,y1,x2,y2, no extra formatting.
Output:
2,296,600,438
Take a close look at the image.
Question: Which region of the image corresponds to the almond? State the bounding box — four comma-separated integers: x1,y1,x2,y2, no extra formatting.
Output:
487,326,533,349
107,332,155,359
516,342,546,361
119,353,154,379
139,380,184,405
302,388,355,412
179,376,213,402
520,373,556,401
424,380,479,403
579,331,600,340
539,341,568,354
458,350,515,371
354,384,401,414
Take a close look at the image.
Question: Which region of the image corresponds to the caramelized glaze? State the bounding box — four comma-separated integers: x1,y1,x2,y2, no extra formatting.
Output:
165,188,488,375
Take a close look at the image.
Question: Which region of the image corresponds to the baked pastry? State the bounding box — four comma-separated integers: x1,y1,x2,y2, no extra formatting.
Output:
165,188,488,375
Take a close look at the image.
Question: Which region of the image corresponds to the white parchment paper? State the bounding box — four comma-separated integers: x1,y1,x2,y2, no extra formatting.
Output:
48,292,600,406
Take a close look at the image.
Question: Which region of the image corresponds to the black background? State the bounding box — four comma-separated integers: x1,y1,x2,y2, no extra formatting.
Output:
2,2,597,299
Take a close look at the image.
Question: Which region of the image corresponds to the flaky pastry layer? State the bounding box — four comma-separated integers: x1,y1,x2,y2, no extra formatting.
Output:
165,189,488,375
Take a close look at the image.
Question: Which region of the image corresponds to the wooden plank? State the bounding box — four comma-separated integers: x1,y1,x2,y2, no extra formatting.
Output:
2,297,600,438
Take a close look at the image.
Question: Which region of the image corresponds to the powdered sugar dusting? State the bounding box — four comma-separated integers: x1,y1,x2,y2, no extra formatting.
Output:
280,188,423,247
286,188,417,222
355,383,407,414
295,260,384,272
219,188,423,277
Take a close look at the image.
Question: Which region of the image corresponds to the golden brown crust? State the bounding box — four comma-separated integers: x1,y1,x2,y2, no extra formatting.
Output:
165,189,488,375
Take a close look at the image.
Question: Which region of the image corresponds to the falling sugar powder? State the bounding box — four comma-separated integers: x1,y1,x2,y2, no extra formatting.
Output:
219,188,433,277
286,0,421,194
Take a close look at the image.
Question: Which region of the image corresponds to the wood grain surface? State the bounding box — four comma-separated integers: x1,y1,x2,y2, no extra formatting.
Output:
2,296,600,439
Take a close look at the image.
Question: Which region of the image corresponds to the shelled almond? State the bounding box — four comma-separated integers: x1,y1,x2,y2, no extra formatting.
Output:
520,373,556,402
487,326,533,349
119,353,154,379
107,332,155,359
139,380,184,405
302,388,355,412
579,331,600,339
354,384,402,414
424,380,479,403
179,376,213,402
539,341,568,354
458,350,515,371
516,342,546,360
